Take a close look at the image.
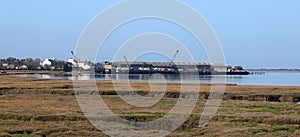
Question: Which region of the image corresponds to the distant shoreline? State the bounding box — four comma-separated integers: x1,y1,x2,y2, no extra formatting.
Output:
248,69,300,72
2,69,300,76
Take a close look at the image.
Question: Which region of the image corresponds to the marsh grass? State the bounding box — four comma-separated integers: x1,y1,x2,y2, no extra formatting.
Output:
0,75,300,136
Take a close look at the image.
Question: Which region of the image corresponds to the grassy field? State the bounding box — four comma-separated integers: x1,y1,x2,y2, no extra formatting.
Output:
0,75,299,137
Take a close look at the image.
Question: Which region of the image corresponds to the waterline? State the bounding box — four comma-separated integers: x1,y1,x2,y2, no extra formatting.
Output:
11,72,300,86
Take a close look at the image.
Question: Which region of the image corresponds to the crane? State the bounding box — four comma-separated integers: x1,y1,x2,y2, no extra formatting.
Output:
71,51,79,63
171,50,179,63
168,50,179,68
124,56,129,69
70,51,80,70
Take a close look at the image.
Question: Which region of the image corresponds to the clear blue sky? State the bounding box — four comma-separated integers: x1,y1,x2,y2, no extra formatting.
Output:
0,0,299,69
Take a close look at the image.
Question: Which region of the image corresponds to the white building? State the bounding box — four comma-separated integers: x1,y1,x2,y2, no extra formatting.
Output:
41,58,53,67
20,65,28,70
68,58,92,70
2,63,8,68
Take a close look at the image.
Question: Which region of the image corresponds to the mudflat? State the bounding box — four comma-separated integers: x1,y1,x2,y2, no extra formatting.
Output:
0,75,299,137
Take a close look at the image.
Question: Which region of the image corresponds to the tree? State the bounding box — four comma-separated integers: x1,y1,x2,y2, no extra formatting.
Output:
34,58,41,63
6,57,16,63
26,58,33,62
24,58,40,70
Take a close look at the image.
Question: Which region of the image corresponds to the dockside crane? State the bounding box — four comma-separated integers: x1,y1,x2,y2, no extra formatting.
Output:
172,50,179,62
170,50,179,65
124,56,129,69
70,51,82,74
71,51,79,63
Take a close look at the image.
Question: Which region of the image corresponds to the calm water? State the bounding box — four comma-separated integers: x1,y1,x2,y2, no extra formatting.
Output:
12,72,300,86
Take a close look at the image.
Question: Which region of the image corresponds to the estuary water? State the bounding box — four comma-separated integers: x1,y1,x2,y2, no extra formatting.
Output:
12,72,300,86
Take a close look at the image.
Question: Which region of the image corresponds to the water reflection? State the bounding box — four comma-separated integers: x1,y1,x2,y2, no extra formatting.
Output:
13,73,217,83
103,74,217,83
11,72,300,86
41,74,51,79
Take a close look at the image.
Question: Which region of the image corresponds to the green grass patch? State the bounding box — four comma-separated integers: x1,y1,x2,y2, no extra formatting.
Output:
247,108,282,114
270,124,297,133
249,128,268,134
217,115,235,120
12,134,39,137
121,115,163,122
5,129,34,135
224,122,258,127
176,129,194,133
119,112,166,115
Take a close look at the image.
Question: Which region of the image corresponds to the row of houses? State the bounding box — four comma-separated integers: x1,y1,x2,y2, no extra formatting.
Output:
0,57,97,71
0,58,66,70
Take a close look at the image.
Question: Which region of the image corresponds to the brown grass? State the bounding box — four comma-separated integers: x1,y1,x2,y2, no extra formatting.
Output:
0,75,300,136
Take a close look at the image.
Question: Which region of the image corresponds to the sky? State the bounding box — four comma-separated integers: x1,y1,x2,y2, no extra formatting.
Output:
0,0,300,69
